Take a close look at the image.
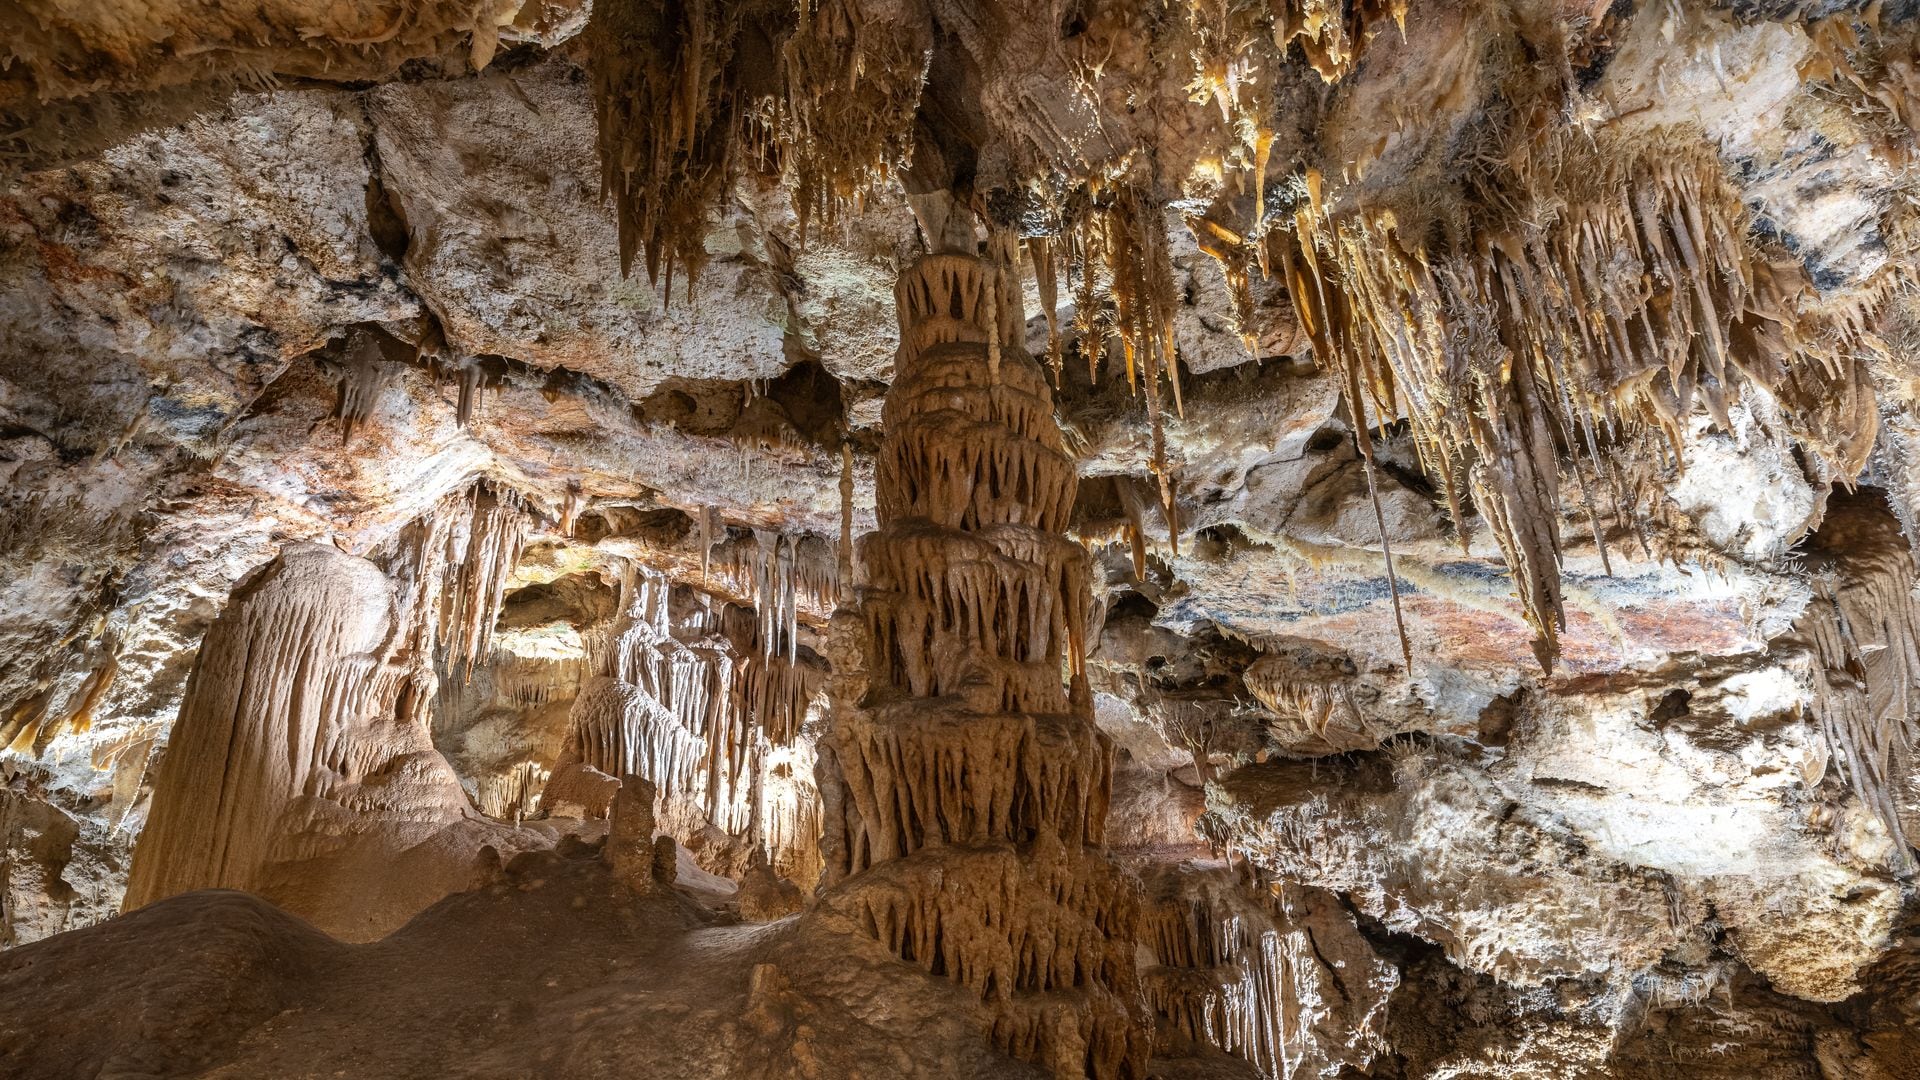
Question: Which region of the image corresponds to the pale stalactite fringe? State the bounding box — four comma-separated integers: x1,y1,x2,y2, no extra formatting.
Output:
560,567,827,875
1137,867,1386,1078
1796,497,1920,874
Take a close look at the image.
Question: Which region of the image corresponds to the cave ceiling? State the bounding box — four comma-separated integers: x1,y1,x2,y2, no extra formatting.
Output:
4,0,1920,1076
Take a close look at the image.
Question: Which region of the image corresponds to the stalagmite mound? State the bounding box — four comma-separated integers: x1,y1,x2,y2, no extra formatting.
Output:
1,834,1044,1080
123,541,538,940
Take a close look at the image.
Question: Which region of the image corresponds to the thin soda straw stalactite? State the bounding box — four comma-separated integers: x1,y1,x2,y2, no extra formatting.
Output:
1347,369,1415,673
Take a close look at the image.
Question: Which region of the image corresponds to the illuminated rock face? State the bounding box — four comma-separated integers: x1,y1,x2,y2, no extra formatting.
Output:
819,252,1150,1079
121,492,547,942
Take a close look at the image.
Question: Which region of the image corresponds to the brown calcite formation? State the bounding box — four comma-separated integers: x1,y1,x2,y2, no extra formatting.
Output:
121,479,565,940
816,251,1150,1079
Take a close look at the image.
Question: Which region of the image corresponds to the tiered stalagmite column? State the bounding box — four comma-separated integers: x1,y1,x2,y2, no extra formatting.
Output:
818,251,1149,1079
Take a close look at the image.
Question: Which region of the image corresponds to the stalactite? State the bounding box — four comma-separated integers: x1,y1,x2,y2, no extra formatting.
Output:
556,568,827,877
1029,235,1065,378
839,441,857,602
1272,134,1885,670
453,361,489,428
818,249,1149,1079
772,0,932,237
1795,495,1920,873
1136,865,1383,1079
439,482,533,679
588,0,749,294
1188,217,1258,353
330,338,403,446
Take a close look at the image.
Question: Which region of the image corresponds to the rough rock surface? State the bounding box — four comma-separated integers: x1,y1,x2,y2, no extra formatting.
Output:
4,0,1920,1076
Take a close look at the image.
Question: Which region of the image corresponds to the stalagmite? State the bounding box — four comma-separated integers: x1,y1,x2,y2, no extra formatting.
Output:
817,249,1150,1079
123,544,395,907
122,541,519,939
607,773,661,892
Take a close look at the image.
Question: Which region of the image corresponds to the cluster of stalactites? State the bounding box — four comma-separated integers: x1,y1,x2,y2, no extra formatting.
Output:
330,336,404,446
566,568,825,859
1033,191,1191,561
1273,134,1883,670
1796,497,1920,873
1137,868,1335,1080
588,0,747,294
826,700,1112,881
588,0,934,292
825,840,1145,1078
706,529,839,646
369,478,534,733
1265,0,1407,83
436,482,534,681
705,529,839,745
473,761,553,821
765,0,932,238
1240,651,1373,756
859,522,1092,712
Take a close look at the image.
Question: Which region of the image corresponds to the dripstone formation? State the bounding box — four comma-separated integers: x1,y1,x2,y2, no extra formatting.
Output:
8,1,1920,1076
817,250,1149,1079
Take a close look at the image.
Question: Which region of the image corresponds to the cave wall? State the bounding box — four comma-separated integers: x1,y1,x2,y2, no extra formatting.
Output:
3,0,1920,1075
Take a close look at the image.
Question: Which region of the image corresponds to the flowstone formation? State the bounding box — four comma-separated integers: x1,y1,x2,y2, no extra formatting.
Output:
122,485,548,940
816,250,1150,1078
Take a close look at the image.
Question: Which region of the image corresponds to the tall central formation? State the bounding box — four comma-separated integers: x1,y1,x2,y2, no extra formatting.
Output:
818,251,1148,1079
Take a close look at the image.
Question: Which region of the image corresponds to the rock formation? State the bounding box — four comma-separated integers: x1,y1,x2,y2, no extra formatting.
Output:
4,0,1920,1076
122,533,533,940
817,249,1148,1077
